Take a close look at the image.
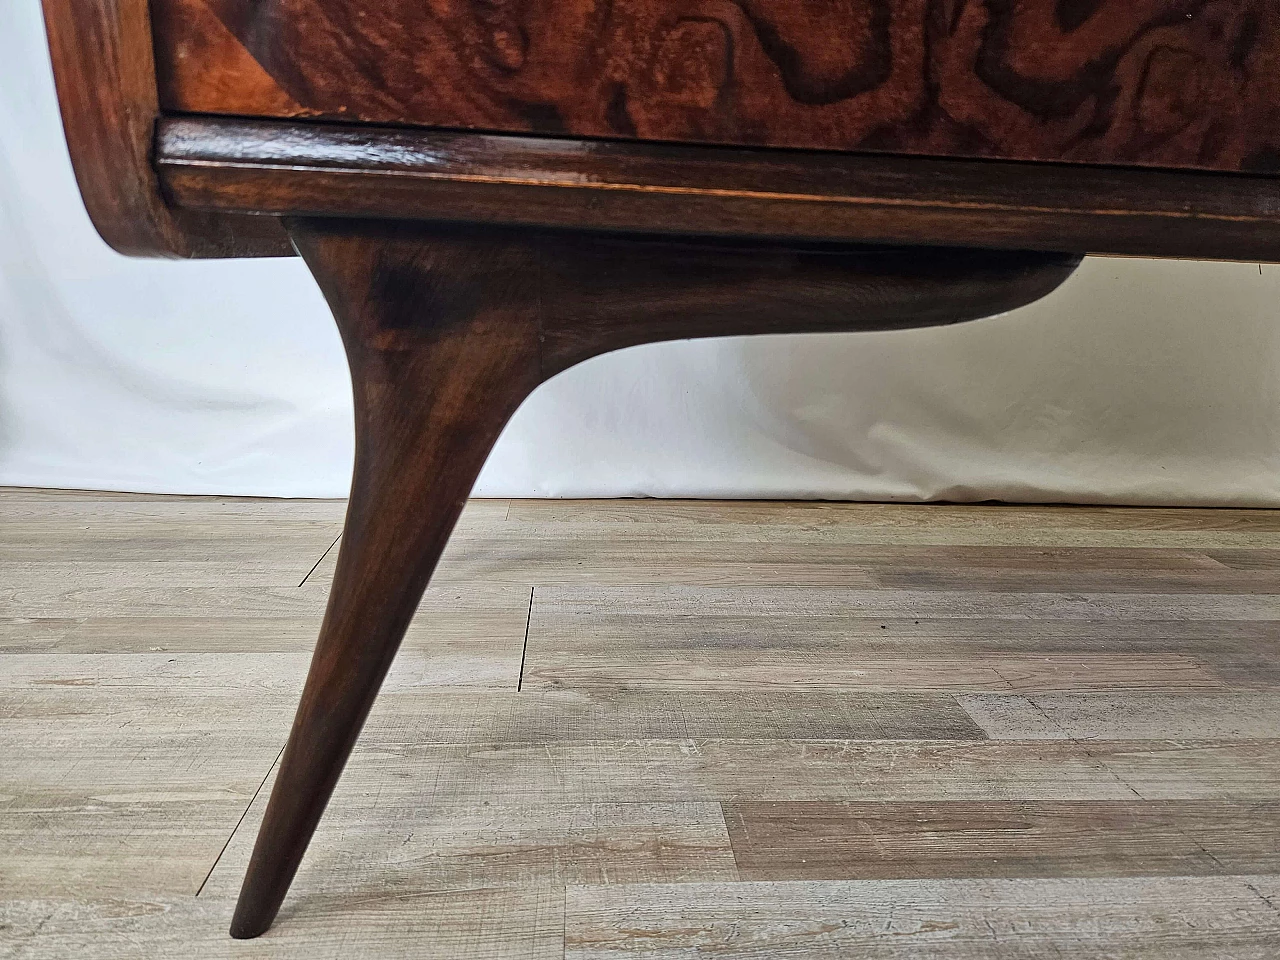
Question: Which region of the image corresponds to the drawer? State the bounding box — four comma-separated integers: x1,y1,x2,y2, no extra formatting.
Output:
152,0,1280,174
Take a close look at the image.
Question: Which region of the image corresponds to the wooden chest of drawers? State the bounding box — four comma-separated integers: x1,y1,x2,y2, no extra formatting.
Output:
39,0,1280,941
40,0,1280,261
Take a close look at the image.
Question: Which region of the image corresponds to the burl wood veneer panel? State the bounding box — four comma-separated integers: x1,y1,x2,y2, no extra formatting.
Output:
151,0,1280,174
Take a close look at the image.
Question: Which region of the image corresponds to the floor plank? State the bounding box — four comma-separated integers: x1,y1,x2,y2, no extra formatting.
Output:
322,737,1195,804
961,693,1280,740
400,539,1280,591
532,584,1280,620
0,656,287,899
0,888,562,959
0,609,526,655
360,687,986,744
564,877,1280,959
506,499,1280,530
524,652,1225,693
527,615,1280,693
344,737,1280,804
722,800,1280,880
199,768,739,901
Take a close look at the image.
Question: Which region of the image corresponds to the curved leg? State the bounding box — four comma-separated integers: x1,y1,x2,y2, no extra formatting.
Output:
230,218,1080,937
230,220,542,938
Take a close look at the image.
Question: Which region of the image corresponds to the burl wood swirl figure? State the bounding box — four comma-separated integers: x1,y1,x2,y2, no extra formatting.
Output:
39,0,1280,938
155,0,1280,172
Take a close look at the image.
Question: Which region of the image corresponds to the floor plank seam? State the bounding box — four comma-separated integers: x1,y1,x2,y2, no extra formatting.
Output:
516,586,533,692
987,669,1152,807
1009,686,1149,802
1241,878,1280,914
195,742,286,897
1172,830,1280,914
719,800,745,882
988,684,1280,915
298,533,342,587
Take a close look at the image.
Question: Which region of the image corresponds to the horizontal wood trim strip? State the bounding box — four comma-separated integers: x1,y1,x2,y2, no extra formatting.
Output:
156,116,1280,260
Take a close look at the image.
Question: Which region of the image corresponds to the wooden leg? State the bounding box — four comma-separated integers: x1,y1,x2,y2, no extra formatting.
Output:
229,220,543,938
230,218,1080,937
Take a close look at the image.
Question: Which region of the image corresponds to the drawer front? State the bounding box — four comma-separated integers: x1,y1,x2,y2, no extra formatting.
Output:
153,0,1280,174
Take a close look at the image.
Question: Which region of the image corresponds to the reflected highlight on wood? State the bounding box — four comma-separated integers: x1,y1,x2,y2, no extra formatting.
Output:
156,115,1280,262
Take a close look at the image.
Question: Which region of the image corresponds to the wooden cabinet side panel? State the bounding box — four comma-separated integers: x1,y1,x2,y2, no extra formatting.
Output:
40,0,291,257
152,0,1280,175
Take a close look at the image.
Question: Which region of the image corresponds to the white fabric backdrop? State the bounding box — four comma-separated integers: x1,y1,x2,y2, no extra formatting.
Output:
4,3,1280,506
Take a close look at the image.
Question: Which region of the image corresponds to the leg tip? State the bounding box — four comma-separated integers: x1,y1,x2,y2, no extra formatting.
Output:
229,904,275,939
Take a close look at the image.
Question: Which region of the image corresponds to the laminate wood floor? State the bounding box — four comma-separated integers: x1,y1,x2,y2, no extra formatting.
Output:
2,488,1279,958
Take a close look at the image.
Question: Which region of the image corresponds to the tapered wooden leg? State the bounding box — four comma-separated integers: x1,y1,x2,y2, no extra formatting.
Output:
229,218,1079,937
229,220,543,938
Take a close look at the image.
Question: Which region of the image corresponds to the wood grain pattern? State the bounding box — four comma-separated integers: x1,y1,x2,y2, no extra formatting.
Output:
314,538,1280,592
39,0,289,256
523,652,1226,693
524,588,1280,698
150,0,1280,175
0,889,565,959
216,777,740,895
0,611,528,661
359,690,986,746
309,735,1280,804
529,584,1280,621
525,612,1280,704
312,540,1280,596
564,877,1280,958
305,738,1280,805
5,491,1280,956
962,692,1280,741
723,800,1280,879
0,652,291,900
157,116,1280,260
503,498,1280,533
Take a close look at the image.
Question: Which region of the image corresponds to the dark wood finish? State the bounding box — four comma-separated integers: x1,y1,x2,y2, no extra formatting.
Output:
228,217,1077,937
41,0,1280,260
150,0,1280,175
39,0,290,256
228,220,545,937
531,237,1080,376
157,116,1280,261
